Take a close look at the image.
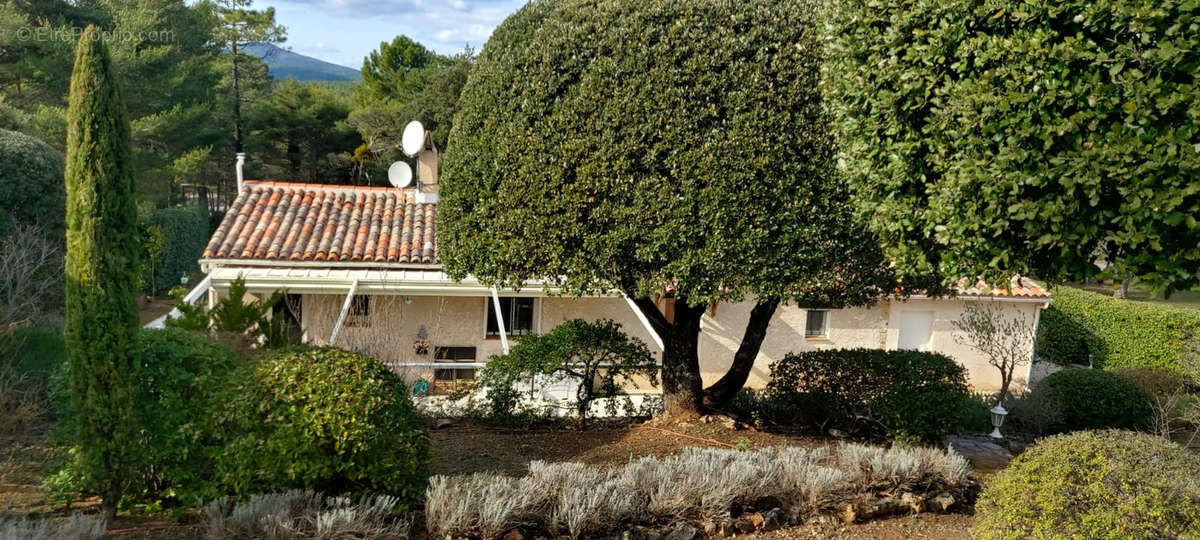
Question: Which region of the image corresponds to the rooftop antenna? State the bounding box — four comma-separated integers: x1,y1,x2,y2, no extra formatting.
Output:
387,160,413,188
401,120,425,157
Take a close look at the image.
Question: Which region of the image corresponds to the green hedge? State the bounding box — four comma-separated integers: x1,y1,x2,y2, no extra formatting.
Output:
143,205,209,295
1035,286,1200,382
767,348,970,442
1036,368,1154,434
975,430,1200,539
211,347,429,508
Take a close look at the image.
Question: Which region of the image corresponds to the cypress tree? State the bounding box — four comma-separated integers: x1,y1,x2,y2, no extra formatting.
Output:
63,25,141,521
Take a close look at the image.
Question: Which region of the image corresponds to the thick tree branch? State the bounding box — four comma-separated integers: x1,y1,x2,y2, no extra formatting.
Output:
630,295,672,338
704,297,780,405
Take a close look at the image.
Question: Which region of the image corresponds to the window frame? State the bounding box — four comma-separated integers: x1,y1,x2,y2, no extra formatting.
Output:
484,296,539,338
804,309,830,339
433,346,478,382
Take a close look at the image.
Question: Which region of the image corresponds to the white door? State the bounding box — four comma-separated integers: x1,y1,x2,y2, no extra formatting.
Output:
897,311,934,351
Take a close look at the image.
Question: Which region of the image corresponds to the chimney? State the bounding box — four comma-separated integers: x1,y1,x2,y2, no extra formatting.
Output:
235,152,246,193
415,132,438,204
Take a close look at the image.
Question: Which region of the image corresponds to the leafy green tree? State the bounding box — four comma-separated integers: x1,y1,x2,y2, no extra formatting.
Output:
63,25,141,521
478,319,658,429
0,129,64,234
440,0,899,416
359,35,445,102
211,0,285,153
821,0,1200,295
247,78,360,183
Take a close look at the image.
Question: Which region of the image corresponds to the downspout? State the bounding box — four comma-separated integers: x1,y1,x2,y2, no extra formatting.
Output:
329,279,359,345
490,286,509,354
621,291,665,351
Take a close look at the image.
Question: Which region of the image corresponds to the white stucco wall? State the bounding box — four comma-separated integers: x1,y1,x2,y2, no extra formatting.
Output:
253,289,1044,393
699,297,1046,392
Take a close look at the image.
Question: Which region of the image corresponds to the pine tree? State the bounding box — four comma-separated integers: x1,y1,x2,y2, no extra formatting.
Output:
63,25,141,521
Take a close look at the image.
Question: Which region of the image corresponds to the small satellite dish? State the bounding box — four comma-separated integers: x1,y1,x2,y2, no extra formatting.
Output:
387,161,413,188
401,120,425,157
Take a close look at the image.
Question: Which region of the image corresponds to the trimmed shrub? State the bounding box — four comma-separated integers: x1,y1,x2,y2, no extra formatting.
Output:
426,444,970,537
1035,286,1200,382
767,349,970,442
203,490,414,539
1037,368,1153,433
975,430,1200,539
1113,366,1193,398
211,347,429,508
51,329,239,504
142,205,209,296
0,129,65,234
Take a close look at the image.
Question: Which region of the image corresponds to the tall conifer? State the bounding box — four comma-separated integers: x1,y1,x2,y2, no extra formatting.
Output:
63,25,141,521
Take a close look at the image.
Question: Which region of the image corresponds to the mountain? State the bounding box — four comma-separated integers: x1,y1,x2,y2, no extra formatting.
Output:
244,43,360,82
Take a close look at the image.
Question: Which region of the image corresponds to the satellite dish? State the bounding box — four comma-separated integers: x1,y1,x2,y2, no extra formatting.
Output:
401,120,425,157
387,161,413,188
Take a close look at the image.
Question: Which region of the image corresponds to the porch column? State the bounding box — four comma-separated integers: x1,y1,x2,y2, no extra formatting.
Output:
329,279,359,345
621,291,665,351
490,286,509,354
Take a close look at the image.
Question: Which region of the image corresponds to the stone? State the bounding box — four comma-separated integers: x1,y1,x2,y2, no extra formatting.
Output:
502,529,524,540
860,497,908,519
699,414,741,430
433,417,454,429
664,523,698,540
716,518,737,537
755,508,786,531
928,493,956,513
828,428,849,438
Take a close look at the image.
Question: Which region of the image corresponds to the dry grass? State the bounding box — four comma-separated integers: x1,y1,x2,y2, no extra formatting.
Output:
203,490,412,540
425,444,971,538
0,512,105,540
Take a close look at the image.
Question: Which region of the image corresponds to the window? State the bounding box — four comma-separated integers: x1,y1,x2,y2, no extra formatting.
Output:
486,297,535,337
805,309,829,338
433,346,477,382
346,295,370,327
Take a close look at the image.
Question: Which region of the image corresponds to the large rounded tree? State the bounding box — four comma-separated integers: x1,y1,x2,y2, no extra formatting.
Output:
822,0,1200,294
440,0,896,416
0,129,65,234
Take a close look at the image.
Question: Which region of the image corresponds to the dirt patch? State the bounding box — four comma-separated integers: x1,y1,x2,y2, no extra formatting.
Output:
431,418,823,476
761,513,975,539
138,297,176,326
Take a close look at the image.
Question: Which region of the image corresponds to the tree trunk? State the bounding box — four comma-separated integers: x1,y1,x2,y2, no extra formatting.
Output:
231,41,244,154
659,298,705,418
1115,276,1132,299
703,297,780,405
102,496,117,523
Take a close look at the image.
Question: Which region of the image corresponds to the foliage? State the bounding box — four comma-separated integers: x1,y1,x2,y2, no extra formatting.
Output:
1035,286,1200,381
426,445,970,537
767,349,970,442
210,347,429,508
167,277,289,347
952,302,1036,405
0,129,65,234
246,78,360,184
821,0,1200,294
975,430,1200,540
1005,390,1065,439
1036,368,1153,433
957,393,994,434
203,490,414,539
1113,366,1193,398
129,329,238,503
476,319,658,428
359,35,445,102
62,25,142,519
441,0,902,416
0,225,63,325
141,206,209,295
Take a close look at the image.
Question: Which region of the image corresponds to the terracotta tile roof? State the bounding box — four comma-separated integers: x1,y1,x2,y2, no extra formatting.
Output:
954,276,1049,298
202,181,438,264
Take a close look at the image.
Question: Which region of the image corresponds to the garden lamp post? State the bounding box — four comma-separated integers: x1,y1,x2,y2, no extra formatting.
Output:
180,274,189,286
989,405,1008,439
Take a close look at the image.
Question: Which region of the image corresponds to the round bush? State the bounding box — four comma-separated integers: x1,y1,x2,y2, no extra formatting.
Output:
1113,366,1192,399
975,430,1200,539
212,347,429,508
1037,368,1153,433
0,129,64,233
767,348,970,442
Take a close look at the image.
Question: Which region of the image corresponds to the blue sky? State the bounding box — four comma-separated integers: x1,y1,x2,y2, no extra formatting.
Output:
267,0,527,68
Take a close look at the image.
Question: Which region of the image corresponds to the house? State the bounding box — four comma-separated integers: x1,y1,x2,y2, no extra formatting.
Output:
189,147,1049,394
